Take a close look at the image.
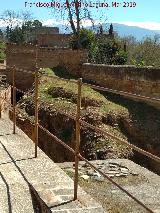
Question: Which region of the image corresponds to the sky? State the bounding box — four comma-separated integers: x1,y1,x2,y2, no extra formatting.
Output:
0,0,160,30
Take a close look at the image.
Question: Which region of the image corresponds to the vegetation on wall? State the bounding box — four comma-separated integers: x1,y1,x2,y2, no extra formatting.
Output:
0,42,5,60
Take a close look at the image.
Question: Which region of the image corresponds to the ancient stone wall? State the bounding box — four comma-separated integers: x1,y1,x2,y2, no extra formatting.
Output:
6,43,87,91
37,34,70,47
80,64,160,99
6,43,160,104
38,47,87,73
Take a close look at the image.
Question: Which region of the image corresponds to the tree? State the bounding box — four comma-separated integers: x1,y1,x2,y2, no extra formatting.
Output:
1,10,19,31
0,10,32,41
0,29,3,40
99,25,103,35
51,0,107,48
118,35,160,67
7,19,43,43
109,24,114,37
90,36,127,65
9,26,25,43
70,28,95,49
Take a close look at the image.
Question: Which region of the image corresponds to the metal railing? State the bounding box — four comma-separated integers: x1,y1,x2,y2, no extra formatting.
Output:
0,65,160,213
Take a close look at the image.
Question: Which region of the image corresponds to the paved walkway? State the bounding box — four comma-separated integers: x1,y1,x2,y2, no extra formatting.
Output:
0,114,105,213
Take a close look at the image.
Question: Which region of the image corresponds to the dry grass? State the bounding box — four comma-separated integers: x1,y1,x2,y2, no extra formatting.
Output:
39,68,127,115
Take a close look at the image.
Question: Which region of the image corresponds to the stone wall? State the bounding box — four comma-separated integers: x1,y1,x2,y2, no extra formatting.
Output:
80,64,160,100
6,43,87,91
38,47,87,73
37,34,70,47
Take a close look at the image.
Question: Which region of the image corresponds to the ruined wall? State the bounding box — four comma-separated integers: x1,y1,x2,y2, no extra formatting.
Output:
9,109,75,163
6,43,87,91
80,64,160,100
6,44,36,91
38,47,87,74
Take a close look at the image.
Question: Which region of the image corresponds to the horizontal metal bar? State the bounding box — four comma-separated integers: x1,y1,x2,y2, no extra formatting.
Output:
78,154,154,213
38,124,75,154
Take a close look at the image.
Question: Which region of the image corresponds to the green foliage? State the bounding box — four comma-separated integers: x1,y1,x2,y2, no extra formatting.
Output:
79,29,95,49
90,37,127,65
119,35,160,67
9,26,26,43
0,42,6,60
70,29,95,50
0,51,5,60
132,58,146,67
114,50,127,65
7,20,43,44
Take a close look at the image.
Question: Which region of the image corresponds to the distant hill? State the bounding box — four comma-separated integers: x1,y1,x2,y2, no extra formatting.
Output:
101,23,160,40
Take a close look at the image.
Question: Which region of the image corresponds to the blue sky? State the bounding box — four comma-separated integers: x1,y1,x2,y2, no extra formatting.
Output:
0,0,160,30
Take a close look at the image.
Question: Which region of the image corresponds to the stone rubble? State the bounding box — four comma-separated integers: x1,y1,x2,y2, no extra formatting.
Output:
59,160,138,182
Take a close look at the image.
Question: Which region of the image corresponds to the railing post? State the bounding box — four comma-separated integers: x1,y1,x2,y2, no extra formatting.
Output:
12,66,16,134
34,70,39,158
74,78,82,200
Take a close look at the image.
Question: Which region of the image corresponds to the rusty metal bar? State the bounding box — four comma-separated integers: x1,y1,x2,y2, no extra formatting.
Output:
4,64,160,104
83,82,160,104
12,66,16,134
80,120,160,164
34,70,39,158
38,122,154,212
74,78,82,200
38,124,75,154
34,45,39,158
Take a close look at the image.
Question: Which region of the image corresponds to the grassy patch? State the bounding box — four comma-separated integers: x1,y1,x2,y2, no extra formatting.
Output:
39,68,127,115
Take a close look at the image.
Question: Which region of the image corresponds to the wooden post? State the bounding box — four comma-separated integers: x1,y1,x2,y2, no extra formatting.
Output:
12,66,16,134
74,78,82,200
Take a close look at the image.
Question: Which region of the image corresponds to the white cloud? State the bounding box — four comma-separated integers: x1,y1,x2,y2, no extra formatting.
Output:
1,17,160,31
42,18,102,27
113,21,160,31
42,19,68,26
0,18,23,27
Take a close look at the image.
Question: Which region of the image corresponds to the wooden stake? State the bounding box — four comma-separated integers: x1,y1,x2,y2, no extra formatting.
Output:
74,78,82,200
